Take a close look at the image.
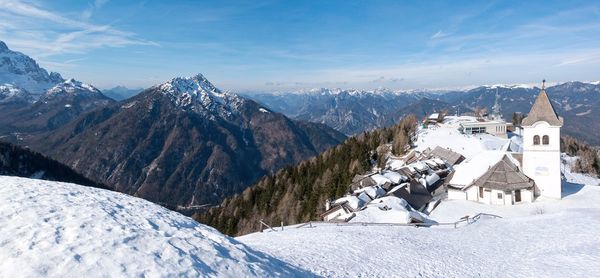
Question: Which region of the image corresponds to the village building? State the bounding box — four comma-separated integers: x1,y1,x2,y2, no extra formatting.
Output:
448,155,535,205
459,119,508,137
322,81,564,220
448,81,563,204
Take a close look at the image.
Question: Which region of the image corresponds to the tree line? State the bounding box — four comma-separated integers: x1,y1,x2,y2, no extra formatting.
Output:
195,115,418,236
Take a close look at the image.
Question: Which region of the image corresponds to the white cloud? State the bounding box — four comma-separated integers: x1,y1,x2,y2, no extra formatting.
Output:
82,0,109,20
0,0,157,58
430,30,448,40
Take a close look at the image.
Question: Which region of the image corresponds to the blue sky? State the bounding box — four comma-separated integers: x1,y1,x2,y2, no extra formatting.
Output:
1,0,599,91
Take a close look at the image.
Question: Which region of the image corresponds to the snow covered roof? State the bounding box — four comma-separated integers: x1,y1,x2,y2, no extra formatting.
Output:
469,155,535,192
334,195,363,211
449,151,506,188
382,171,407,184
348,196,427,224
370,174,392,186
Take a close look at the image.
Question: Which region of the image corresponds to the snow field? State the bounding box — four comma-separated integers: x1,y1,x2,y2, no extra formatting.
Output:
0,176,307,278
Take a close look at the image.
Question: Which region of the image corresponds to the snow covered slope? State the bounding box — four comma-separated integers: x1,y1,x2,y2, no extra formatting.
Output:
239,181,600,277
0,176,307,277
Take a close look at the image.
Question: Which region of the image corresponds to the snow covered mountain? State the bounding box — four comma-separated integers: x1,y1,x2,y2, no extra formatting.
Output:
30,74,346,209
0,176,306,277
0,83,33,104
0,79,114,140
0,41,64,96
156,74,247,120
246,88,462,135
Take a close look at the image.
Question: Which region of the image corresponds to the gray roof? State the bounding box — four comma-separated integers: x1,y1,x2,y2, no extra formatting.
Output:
424,146,465,166
469,155,535,192
522,89,563,126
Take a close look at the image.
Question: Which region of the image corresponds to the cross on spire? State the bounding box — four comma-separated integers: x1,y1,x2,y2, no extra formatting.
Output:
542,79,546,90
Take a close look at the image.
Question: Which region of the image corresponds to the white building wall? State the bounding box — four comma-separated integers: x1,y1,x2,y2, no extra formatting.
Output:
504,192,513,205
522,122,562,199
519,189,534,203
448,188,466,200
491,189,505,205
466,187,478,201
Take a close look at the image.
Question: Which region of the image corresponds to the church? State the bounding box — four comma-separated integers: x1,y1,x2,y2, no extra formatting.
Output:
447,81,563,205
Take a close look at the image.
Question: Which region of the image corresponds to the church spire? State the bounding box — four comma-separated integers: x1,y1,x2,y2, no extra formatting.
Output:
521,79,563,127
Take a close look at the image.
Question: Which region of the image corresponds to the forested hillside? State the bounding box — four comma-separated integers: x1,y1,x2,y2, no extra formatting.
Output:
196,116,417,236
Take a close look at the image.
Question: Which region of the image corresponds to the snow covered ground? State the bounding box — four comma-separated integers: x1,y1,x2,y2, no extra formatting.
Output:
239,168,600,277
0,176,307,277
414,116,509,159
239,182,600,277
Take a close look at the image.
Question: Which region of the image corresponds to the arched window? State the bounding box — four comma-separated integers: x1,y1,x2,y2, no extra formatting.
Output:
542,135,549,145
533,135,540,145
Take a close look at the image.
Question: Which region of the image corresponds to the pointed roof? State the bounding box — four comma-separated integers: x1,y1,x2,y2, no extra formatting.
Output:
468,155,535,192
522,82,563,126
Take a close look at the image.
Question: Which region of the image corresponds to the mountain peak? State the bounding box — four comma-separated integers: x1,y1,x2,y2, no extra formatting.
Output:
42,79,102,100
0,83,34,104
0,41,64,94
155,73,242,115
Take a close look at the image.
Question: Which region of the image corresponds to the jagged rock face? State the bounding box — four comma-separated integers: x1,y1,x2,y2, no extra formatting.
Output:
33,74,346,208
0,41,64,96
0,79,114,138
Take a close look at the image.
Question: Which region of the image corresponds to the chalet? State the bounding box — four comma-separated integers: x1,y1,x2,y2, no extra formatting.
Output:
448,155,535,205
421,146,465,166
321,201,356,222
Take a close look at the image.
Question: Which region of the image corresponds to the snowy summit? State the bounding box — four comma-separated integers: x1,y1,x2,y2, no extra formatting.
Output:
41,79,103,101
155,73,244,117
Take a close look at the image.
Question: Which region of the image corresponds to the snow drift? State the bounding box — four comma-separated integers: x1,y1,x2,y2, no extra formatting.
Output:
0,176,307,277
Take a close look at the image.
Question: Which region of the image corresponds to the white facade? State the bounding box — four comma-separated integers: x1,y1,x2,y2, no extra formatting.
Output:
522,121,562,199
460,120,507,137
448,186,534,205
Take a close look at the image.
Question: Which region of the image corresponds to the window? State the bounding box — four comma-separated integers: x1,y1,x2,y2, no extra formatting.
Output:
542,135,549,145
497,192,503,199
479,187,484,198
533,135,540,145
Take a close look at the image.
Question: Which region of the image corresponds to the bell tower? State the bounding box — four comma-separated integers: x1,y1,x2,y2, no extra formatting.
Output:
521,80,563,199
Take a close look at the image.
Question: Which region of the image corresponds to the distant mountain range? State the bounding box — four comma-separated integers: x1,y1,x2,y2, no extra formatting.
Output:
246,88,468,135
102,85,143,101
246,82,600,145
